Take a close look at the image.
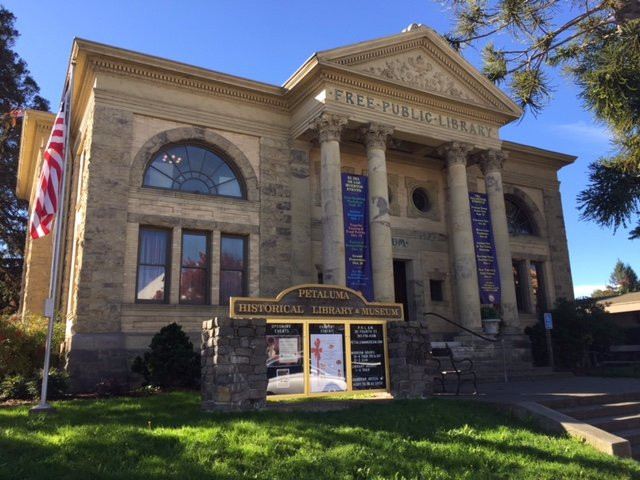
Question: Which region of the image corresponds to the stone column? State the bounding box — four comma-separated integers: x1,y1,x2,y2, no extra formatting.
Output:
312,113,348,286
477,150,519,327
362,123,395,302
439,141,481,328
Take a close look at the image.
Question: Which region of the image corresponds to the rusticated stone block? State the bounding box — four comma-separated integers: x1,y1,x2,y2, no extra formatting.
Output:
388,318,433,399
202,317,268,412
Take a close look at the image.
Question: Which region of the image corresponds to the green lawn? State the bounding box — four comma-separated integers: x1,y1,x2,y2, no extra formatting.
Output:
0,392,638,479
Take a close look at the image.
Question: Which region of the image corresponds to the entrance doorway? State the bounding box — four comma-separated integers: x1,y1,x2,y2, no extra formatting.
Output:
393,260,410,321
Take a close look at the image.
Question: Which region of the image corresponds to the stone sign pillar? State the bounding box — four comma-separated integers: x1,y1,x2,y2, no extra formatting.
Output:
201,317,267,411
477,150,519,326
440,141,481,328
387,319,434,398
362,123,395,302
312,113,348,286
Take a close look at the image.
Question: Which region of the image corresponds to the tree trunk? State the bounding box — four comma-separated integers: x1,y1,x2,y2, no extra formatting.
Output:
613,1,640,23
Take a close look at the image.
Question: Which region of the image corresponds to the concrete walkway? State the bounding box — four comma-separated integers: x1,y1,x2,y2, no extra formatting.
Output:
454,375,640,404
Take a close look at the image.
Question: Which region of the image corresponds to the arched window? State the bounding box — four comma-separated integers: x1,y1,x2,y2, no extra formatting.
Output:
143,144,244,198
505,198,534,236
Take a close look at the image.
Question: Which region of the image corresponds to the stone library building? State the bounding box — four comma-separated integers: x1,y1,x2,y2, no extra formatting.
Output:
18,25,574,393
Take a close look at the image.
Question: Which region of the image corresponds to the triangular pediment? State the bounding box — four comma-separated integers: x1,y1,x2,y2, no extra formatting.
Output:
350,48,484,106
313,26,522,118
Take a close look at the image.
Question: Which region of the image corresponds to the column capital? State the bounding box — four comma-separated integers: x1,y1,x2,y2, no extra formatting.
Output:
438,141,473,168
311,113,348,143
476,149,508,175
361,123,394,151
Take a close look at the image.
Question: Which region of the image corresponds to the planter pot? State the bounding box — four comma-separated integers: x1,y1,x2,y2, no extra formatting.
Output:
482,318,500,335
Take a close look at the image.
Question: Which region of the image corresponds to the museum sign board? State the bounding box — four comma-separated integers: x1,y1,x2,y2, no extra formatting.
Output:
231,284,402,398
230,284,404,321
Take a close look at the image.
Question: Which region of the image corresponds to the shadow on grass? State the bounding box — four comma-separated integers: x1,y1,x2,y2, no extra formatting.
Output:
0,393,638,479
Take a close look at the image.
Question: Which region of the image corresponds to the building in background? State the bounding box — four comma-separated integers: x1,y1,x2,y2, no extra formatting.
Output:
17,26,574,390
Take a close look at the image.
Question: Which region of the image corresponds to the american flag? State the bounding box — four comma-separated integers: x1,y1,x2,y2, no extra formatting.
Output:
29,92,70,239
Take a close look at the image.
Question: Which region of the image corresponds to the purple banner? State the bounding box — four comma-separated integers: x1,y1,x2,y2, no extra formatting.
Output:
469,192,501,305
342,173,373,301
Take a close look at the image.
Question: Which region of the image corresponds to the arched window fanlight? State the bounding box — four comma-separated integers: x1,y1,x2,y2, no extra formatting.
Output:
505,198,534,235
143,144,244,198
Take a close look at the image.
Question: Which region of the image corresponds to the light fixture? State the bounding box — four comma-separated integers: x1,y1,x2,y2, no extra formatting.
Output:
161,152,182,164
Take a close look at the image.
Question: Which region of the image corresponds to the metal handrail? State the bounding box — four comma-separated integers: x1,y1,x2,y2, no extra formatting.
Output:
424,312,498,342
424,311,508,383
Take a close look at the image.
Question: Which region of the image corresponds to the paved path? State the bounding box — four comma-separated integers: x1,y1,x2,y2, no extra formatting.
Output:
452,375,640,404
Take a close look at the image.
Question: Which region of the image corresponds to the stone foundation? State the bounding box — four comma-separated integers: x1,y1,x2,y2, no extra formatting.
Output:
65,332,130,393
201,317,268,411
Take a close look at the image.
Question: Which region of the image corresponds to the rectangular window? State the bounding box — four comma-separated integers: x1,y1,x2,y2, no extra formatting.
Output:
530,262,546,314
513,260,526,312
136,227,170,302
180,231,209,304
220,235,247,305
430,280,444,302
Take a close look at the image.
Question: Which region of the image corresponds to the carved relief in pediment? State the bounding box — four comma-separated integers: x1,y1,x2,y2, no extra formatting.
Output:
355,53,483,106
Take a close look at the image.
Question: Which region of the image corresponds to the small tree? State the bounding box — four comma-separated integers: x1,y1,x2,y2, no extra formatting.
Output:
132,322,200,389
609,259,639,294
525,298,622,369
0,7,50,312
590,287,617,298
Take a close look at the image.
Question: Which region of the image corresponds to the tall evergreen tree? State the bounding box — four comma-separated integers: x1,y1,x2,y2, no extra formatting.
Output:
608,259,639,294
0,6,49,313
441,1,640,238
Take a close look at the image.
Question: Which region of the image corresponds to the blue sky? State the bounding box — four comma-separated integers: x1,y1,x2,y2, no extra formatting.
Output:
5,0,638,297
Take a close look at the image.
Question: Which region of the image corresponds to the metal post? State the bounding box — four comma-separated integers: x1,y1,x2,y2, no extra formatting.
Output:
545,328,555,370
500,337,508,383
30,63,75,415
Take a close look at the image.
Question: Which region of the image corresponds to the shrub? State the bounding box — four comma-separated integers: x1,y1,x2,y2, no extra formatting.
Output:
525,298,623,369
0,374,31,400
0,369,68,400
132,323,200,389
0,313,65,380
27,369,69,400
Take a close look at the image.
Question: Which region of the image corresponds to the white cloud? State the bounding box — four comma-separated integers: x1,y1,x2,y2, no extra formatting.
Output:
573,284,607,298
554,121,611,143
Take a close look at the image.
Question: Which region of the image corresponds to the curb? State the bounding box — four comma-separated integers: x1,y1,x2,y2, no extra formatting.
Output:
510,401,632,458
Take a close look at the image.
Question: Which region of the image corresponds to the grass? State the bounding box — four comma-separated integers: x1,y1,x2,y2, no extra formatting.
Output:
1,392,639,479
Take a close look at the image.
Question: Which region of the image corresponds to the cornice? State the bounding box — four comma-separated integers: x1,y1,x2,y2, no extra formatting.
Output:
17,110,55,201
502,140,576,171
502,171,559,190
287,62,513,125
88,57,290,111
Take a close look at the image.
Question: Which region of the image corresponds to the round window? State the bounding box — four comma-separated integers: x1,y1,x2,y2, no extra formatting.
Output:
412,188,431,213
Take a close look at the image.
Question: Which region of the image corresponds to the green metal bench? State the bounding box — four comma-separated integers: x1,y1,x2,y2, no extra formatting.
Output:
430,345,478,395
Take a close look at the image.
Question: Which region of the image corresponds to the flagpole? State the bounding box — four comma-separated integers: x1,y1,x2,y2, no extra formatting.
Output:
30,62,75,414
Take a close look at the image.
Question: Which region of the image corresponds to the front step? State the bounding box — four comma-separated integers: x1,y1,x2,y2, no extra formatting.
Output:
559,401,640,421
541,393,640,460
633,444,640,461
544,393,640,410
590,413,640,433
616,428,640,445
476,369,572,384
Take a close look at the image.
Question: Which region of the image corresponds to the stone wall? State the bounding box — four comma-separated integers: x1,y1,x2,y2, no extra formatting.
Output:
201,317,268,411
387,319,434,398
543,188,574,302
65,104,134,391
259,138,293,296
